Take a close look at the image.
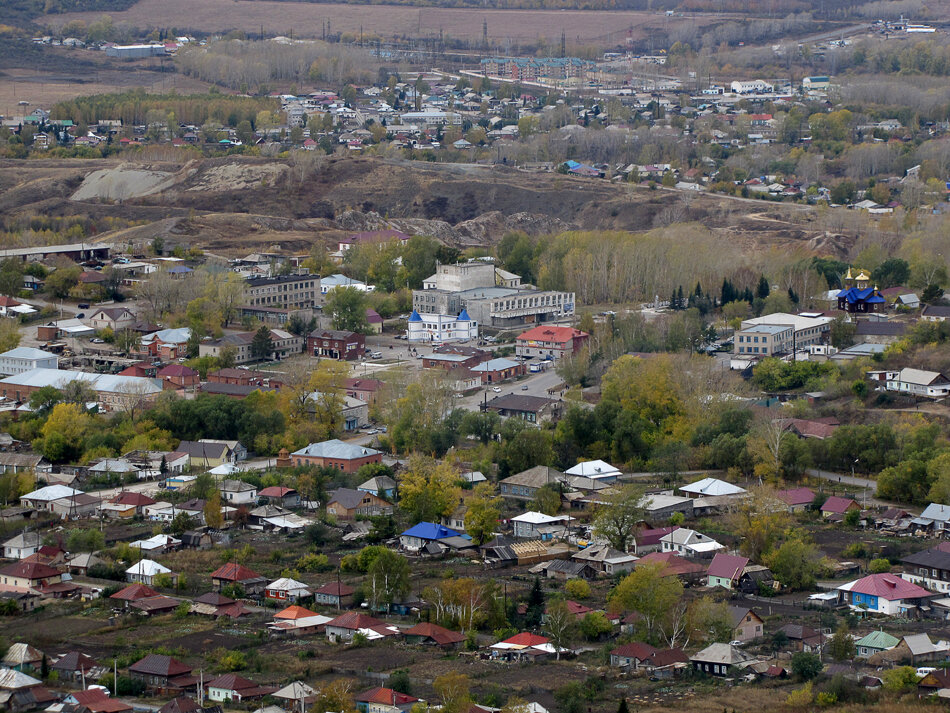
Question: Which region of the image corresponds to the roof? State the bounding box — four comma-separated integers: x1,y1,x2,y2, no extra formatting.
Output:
266,577,310,592
274,604,320,620
291,439,380,460
611,641,657,660
205,673,260,691
325,611,385,630
110,582,158,601
0,668,41,689
821,495,859,513
707,553,749,581
2,643,43,666
841,574,932,601
210,562,262,583
258,486,296,498
355,687,419,706
495,632,550,648
517,326,588,344
893,367,949,386
0,561,60,580
680,477,746,497
403,622,465,645
483,394,556,413
194,592,234,606
158,364,198,378
0,347,57,360
400,522,461,540
2,531,43,549
130,653,191,677
327,487,378,510
472,358,520,372
0,369,161,395
21,485,82,502
564,460,620,477
314,581,355,596
920,503,950,523
855,630,900,650
775,487,815,507
690,642,754,666
636,552,705,577
500,466,563,489
359,475,397,491
111,491,157,507
126,559,172,577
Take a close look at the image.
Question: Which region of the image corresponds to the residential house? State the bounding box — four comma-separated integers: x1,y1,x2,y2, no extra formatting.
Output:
358,476,397,499
126,559,175,586
660,529,723,558
129,653,193,689
2,532,42,560
355,687,420,713
635,552,706,582
821,496,860,517
882,634,950,665
471,358,525,384
219,479,257,505
632,526,678,555
313,581,355,608
511,512,571,540
837,573,934,615
914,503,950,533
690,643,755,677
326,488,393,520
290,440,381,472
2,643,43,672
498,466,564,500
775,487,816,512
917,669,950,696
19,485,83,512
325,611,393,642
109,582,159,609
210,562,267,596
886,368,950,398
921,305,950,321
49,651,98,682
541,559,597,581
344,378,384,405
855,630,900,658
258,486,300,508
265,577,311,603
399,522,462,552
157,365,199,389
87,307,137,332
205,674,275,703
65,688,132,713
729,606,764,643
0,561,61,591
489,632,557,661
403,622,465,649
706,554,750,589
571,544,637,575
902,541,950,594
610,642,657,670
176,441,234,469
679,477,747,499
564,459,621,482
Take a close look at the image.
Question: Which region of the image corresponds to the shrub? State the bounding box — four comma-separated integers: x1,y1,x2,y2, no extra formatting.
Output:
869,557,891,573
565,579,591,600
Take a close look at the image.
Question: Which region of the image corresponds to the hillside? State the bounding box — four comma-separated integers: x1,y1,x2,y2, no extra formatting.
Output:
0,155,855,257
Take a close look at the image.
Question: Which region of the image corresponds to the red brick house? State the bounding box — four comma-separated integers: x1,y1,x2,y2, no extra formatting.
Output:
306,329,365,360
290,439,381,472
516,326,589,361
157,364,200,389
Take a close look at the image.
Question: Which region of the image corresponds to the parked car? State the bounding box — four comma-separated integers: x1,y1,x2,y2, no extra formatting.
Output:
78,303,90,309
91,338,104,344
491,386,502,392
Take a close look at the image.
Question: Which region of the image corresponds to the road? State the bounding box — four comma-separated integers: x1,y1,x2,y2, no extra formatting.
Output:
805,467,875,491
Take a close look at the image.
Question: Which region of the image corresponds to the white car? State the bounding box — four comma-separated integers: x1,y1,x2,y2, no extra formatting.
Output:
491,386,502,392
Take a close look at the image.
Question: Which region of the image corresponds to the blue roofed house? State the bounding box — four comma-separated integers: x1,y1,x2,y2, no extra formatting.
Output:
399,523,461,553
837,268,886,314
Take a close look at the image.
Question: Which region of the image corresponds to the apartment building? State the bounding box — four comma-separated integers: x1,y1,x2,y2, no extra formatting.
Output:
243,273,319,310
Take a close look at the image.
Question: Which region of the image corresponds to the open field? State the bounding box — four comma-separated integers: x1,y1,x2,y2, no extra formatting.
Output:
43,0,721,44
0,66,215,120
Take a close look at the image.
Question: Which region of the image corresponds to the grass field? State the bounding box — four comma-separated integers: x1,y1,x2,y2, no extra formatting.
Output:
43,0,720,44
0,64,216,119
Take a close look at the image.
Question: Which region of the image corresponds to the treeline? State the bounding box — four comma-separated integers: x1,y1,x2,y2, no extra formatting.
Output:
50,90,278,128
175,39,379,91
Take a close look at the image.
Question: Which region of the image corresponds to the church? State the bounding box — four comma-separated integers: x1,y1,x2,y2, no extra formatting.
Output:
837,267,886,313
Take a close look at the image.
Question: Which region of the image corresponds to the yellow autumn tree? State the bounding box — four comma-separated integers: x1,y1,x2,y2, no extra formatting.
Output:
398,455,461,524
36,403,94,462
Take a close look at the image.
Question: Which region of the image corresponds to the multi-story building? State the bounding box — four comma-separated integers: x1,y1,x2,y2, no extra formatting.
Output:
0,347,58,376
413,262,574,329
480,57,597,82
734,312,832,359
515,326,589,360
0,369,162,411
306,329,365,360
243,272,319,310
199,329,303,364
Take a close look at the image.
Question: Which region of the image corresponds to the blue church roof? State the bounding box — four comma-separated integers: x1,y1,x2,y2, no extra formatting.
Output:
458,309,471,321
838,287,884,303
400,522,461,541
408,310,422,322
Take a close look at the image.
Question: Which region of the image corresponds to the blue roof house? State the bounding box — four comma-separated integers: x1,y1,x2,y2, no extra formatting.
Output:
399,522,461,553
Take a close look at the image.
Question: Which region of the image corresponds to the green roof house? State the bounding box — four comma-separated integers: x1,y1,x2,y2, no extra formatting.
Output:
855,630,900,658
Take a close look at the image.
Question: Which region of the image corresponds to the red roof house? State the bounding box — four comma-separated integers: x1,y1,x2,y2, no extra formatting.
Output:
516,326,589,360
403,622,465,648
821,496,860,516
706,553,750,589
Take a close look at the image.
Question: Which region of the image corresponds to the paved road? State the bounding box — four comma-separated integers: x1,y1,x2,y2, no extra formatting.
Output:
806,467,876,490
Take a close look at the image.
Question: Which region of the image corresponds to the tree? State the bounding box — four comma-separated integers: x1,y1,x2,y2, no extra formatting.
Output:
45,265,81,298
608,562,683,644
204,490,224,529
29,386,63,415
191,472,217,500
531,482,562,516
0,320,21,353
544,599,575,659
398,456,461,524
922,283,944,304
465,483,501,545
565,579,590,600
366,548,410,611
593,483,650,552
324,286,369,333
35,402,93,462
727,485,790,561
250,326,272,361
0,260,22,297
312,679,357,713
524,576,545,627
828,624,855,661
766,533,826,591
579,611,612,641
882,666,918,692
791,651,822,681
433,672,471,713
871,258,910,288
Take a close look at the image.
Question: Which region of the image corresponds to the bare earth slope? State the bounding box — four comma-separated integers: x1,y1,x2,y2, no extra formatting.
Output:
1,155,857,257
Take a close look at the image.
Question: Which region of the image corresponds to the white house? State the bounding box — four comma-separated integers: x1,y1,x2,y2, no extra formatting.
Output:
0,348,58,376
2,531,43,559
219,479,258,505
126,559,174,586
885,368,950,398
320,274,374,295
19,485,84,512
511,511,572,540
679,477,747,498
564,460,621,482
836,573,933,615
730,80,773,94
660,528,723,557
130,534,181,554
406,309,478,343
265,577,312,603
